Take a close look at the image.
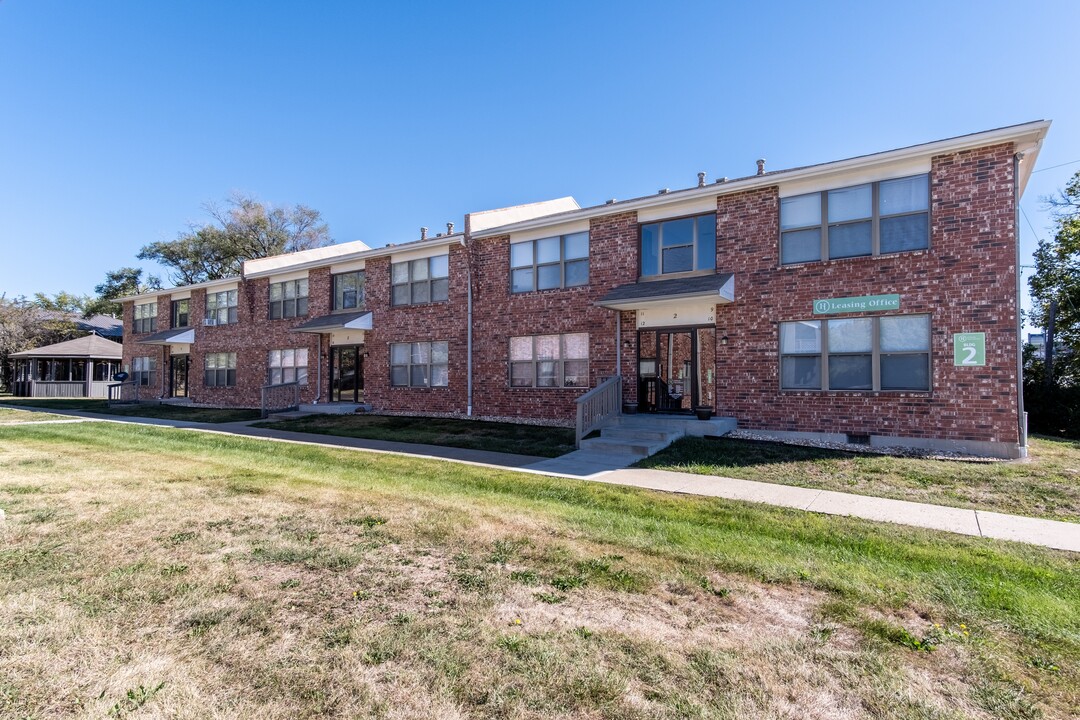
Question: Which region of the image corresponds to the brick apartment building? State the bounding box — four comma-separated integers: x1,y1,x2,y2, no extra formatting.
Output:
119,121,1050,458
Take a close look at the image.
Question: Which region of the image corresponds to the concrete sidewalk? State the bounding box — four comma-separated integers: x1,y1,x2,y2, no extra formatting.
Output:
2,403,1077,552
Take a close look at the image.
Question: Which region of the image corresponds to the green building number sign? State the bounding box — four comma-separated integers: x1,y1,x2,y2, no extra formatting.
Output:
953,332,986,367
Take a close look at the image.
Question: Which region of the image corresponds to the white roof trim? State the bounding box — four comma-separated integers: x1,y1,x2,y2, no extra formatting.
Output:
472,121,1051,239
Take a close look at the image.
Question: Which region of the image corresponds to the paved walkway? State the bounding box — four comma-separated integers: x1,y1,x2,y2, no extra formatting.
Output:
2,404,1078,553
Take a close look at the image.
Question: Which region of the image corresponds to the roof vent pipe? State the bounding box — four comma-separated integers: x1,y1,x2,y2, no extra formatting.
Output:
420,227,428,240
698,172,707,188
447,221,454,235
756,159,766,176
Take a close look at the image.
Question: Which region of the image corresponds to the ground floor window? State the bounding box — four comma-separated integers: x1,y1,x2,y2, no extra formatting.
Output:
780,314,930,391
204,352,237,387
509,333,589,388
390,341,448,387
268,348,308,385
132,356,156,387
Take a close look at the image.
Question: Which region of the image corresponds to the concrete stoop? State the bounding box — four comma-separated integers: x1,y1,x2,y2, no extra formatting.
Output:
527,413,737,477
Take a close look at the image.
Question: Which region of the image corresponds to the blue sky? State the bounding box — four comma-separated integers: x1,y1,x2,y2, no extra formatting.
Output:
0,0,1077,330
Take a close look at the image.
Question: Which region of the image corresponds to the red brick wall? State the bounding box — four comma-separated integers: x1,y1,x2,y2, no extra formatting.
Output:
712,142,1020,444
470,212,638,422
361,246,469,414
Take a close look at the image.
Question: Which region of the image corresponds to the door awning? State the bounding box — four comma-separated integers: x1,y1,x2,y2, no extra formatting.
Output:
595,273,734,311
135,328,195,345
292,310,373,334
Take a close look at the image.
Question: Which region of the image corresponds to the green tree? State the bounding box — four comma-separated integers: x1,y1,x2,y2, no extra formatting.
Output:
83,267,162,318
30,290,89,314
1029,171,1080,350
138,193,333,285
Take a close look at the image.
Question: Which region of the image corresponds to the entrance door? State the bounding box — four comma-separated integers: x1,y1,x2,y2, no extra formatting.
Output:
330,345,363,403
171,355,189,398
637,329,699,413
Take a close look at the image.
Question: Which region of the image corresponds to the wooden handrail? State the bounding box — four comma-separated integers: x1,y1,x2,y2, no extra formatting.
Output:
574,375,622,448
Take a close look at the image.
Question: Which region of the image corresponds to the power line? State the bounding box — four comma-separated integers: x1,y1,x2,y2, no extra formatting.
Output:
1032,158,1080,173
1019,204,1044,243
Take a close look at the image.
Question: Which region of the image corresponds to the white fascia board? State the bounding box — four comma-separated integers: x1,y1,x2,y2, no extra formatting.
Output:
117,276,241,304
471,121,1051,239
344,312,373,330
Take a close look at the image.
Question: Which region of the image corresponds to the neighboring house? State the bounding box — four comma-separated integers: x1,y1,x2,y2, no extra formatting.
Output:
10,333,123,398
118,120,1050,459
36,310,123,339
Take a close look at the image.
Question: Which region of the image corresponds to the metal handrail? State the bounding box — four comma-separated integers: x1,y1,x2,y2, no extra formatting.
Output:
574,375,622,448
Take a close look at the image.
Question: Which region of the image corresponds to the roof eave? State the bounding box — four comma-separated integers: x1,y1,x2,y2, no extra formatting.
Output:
472,120,1052,239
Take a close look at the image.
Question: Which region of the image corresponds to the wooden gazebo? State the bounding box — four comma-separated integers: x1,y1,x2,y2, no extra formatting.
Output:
10,334,123,398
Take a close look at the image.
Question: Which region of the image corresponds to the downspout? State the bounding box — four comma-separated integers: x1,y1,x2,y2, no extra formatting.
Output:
1014,151,1027,456
462,233,473,416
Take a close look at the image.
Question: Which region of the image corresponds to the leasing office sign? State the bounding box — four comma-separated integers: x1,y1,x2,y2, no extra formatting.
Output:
812,294,901,315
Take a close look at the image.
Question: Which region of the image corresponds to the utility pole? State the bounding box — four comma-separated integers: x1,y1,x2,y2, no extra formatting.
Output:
1045,300,1057,388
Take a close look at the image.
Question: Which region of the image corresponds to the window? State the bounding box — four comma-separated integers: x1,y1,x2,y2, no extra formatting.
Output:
205,290,238,326
93,362,118,382
132,356,156,387
268,348,308,385
332,270,365,310
390,341,448,387
779,315,930,391
204,352,237,387
392,256,448,306
780,174,929,264
269,278,309,319
133,302,157,334
171,299,189,328
509,333,589,388
510,232,589,293
640,214,716,277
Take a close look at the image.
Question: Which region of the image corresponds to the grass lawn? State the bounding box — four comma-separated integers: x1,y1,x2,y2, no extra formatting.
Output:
0,397,260,423
636,435,1080,523
0,407,71,424
0,421,1077,719
255,413,577,458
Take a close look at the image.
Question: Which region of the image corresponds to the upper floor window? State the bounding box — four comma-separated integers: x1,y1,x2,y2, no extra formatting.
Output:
640,214,716,277
132,356,156,386
204,352,237,387
268,348,308,385
269,278,308,320
205,290,238,326
509,333,589,388
510,232,589,293
171,299,189,328
392,256,448,306
779,314,930,392
780,174,929,265
332,270,365,311
133,302,157,334
390,341,449,387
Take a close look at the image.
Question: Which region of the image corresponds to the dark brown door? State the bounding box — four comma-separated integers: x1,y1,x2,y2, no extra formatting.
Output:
330,346,364,403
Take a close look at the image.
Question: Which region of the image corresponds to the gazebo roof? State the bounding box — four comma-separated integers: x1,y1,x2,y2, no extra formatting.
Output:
10,334,123,360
